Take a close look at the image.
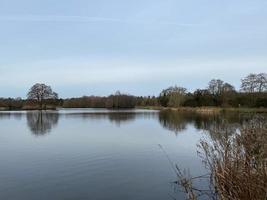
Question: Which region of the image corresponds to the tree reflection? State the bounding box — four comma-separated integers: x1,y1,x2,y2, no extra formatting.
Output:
108,113,136,126
0,112,23,120
65,111,157,126
158,110,192,134
27,111,59,136
158,110,263,139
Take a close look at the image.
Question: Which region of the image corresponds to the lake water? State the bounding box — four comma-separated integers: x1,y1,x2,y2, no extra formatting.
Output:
0,109,262,200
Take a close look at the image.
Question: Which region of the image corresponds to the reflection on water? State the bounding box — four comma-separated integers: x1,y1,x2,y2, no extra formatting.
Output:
0,110,157,135
158,110,191,134
0,109,266,200
27,111,59,136
158,110,265,139
159,110,240,133
0,109,264,138
0,112,23,120
65,111,158,126
108,113,136,126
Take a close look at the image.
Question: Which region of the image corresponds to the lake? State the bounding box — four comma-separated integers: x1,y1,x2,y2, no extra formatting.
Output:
0,109,262,200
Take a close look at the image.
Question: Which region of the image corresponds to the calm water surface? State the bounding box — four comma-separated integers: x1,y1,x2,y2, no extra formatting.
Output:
0,109,259,200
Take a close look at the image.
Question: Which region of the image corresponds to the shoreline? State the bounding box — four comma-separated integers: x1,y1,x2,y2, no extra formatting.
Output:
1,106,267,113
135,106,267,113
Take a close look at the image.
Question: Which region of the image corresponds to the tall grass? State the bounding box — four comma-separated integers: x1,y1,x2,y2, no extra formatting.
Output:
175,116,267,200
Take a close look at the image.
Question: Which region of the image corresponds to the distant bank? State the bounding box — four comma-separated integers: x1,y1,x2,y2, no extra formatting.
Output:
1,73,267,111
1,105,267,114
136,106,267,113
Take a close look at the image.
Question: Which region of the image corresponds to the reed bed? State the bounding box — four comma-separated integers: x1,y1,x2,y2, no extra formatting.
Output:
175,116,267,200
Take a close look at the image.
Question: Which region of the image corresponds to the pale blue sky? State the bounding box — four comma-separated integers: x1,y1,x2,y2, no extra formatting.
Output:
0,0,266,98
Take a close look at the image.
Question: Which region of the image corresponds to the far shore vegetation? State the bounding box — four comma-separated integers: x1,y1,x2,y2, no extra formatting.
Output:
0,73,267,111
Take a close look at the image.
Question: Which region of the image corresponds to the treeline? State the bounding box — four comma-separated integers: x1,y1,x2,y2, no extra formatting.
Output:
0,98,25,110
63,92,136,109
0,98,62,110
0,92,136,110
0,73,266,110
158,73,267,108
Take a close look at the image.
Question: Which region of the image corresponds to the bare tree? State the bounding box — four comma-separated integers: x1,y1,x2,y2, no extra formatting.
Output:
208,79,224,95
256,73,267,92
160,86,187,107
27,83,58,109
160,86,187,96
241,73,267,93
241,73,258,93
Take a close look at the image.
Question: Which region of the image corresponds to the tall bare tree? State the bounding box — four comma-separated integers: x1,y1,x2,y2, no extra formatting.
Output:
207,79,224,95
241,73,267,93
256,73,267,92
27,83,58,109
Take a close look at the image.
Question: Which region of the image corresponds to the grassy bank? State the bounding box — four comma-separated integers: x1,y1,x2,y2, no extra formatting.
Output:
1,105,267,113
136,106,267,113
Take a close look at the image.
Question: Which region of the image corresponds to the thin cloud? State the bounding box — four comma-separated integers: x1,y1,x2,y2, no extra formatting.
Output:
0,14,200,27
1,56,266,87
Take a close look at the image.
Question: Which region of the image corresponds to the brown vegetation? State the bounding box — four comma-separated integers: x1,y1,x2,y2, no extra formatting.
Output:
63,92,136,109
175,116,267,200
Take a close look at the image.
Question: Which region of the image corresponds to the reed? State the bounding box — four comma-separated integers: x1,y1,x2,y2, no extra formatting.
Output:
175,116,267,200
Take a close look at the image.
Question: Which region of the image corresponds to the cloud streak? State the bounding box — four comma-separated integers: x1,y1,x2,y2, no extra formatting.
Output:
0,14,200,27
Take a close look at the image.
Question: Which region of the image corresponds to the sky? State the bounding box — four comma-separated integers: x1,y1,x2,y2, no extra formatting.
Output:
0,0,266,98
